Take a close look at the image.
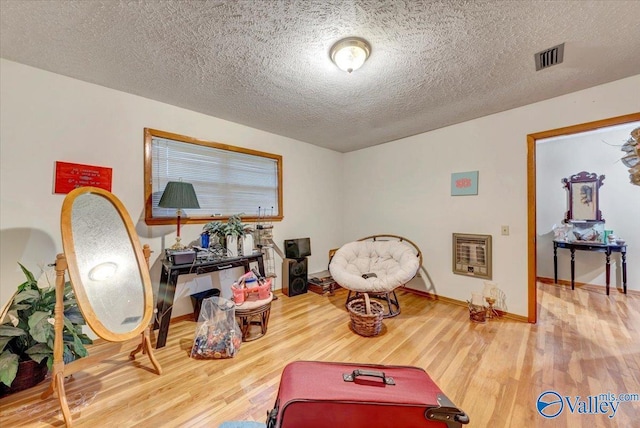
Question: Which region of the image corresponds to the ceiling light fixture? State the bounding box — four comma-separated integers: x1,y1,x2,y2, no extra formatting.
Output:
330,37,371,73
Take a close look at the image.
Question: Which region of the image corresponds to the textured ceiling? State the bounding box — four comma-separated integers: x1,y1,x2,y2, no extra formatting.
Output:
1,1,640,153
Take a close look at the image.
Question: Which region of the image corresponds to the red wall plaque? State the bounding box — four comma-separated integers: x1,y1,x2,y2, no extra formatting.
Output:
54,161,113,194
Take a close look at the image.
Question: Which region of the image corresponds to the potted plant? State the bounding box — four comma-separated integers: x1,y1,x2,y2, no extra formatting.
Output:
0,264,92,395
203,214,247,256
221,214,247,239
221,214,247,257
202,220,224,246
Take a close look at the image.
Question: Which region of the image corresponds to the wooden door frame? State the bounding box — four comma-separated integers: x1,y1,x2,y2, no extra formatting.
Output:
526,112,640,323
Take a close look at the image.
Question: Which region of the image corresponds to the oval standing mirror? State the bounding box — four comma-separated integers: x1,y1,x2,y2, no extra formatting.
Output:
45,187,161,427
61,187,153,340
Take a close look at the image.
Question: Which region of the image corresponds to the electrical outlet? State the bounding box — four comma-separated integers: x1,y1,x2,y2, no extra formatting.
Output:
501,225,509,236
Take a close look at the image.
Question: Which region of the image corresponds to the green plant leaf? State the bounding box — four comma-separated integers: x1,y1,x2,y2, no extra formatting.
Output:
71,334,88,358
0,325,26,353
0,351,19,387
9,303,31,311
0,325,26,337
28,311,53,344
63,306,85,325
18,263,37,284
62,317,91,357
17,263,39,294
25,343,52,365
0,336,15,353
12,289,40,305
62,346,75,364
79,335,93,345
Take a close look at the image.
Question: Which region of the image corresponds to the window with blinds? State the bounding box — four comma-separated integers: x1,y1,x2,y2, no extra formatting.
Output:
144,128,283,225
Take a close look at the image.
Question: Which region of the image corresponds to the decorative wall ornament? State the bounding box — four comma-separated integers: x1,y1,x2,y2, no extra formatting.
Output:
451,171,479,196
621,127,640,186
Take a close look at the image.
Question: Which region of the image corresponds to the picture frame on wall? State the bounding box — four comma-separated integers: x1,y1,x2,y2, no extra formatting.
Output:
452,233,492,279
451,171,479,196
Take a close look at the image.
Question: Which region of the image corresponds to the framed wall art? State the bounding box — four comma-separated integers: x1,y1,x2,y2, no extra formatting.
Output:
452,233,492,279
451,171,479,196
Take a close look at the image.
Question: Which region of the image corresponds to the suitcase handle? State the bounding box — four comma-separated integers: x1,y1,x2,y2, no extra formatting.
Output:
343,369,396,385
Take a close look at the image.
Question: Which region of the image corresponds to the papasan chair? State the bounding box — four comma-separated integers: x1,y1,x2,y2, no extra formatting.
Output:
329,235,422,318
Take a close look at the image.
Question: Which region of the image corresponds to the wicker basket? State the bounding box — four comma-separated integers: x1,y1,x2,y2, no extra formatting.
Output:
0,359,48,397
347,293,384,337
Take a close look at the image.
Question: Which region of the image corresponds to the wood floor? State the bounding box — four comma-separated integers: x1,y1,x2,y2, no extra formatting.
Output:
1,284,638,427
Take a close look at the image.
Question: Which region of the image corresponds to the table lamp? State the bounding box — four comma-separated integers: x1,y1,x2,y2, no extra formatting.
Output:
158,181,200,250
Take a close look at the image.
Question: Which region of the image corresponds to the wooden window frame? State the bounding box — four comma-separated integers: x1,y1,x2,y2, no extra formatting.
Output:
144,128,283,226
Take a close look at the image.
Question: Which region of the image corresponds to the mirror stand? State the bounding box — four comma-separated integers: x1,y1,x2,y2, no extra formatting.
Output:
42,247,162,427
128,245,162,366
41,254,72,425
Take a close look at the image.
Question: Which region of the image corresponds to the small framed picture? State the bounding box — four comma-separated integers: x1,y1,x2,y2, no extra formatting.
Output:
451,171,479,196
452,233,492,279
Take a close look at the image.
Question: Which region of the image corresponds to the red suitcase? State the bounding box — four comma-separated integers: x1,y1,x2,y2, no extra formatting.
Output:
266,361,469,428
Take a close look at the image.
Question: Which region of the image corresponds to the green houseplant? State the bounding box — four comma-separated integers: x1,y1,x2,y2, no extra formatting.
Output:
203,214,248,256
202,220,224,245
0,264,92,393
203,214,247,242
221,213,247,238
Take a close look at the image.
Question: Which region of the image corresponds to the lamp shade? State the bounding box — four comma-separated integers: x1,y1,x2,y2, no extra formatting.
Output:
158,181,200,209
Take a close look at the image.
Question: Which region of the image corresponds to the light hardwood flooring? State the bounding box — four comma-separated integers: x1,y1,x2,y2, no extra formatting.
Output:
1,283,638,427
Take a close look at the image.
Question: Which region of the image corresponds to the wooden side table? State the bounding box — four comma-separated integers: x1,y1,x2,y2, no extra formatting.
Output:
235,293,273,341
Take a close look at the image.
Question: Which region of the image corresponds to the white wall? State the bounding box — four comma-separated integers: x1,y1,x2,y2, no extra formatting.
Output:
342,75,640,317
536,123,639,288
0,59,344,315
2,58,639,319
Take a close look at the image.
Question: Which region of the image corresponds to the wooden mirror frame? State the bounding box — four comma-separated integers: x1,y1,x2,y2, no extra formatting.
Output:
562,171,605,222
43,187,161,426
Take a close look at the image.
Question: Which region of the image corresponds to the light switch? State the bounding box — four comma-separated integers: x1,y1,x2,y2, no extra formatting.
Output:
501,225,509,236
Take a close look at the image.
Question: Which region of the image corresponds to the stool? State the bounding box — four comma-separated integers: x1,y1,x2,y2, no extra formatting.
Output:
234,293,273,342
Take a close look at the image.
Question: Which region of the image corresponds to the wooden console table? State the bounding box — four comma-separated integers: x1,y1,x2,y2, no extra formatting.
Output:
153,252,265,348
553,240,627,295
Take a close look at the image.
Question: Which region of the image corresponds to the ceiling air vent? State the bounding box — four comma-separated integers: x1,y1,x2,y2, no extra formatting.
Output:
534,43,565,71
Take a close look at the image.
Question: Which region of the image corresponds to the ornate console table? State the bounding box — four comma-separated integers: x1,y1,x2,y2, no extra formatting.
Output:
553,240,627,295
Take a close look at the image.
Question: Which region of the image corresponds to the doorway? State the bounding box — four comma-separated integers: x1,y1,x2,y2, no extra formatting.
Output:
526,113,640,323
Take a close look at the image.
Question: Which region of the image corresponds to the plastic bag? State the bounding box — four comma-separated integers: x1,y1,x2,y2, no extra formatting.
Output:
190,296,242,359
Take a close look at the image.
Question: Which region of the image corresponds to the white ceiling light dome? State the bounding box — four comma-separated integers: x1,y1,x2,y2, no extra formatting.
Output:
330,37,371,73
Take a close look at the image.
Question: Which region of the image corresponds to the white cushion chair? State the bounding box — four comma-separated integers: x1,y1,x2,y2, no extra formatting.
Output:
329,235,421,318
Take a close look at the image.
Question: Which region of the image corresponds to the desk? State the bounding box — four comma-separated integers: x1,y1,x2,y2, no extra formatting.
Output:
553,240,627,295
153,253,265,348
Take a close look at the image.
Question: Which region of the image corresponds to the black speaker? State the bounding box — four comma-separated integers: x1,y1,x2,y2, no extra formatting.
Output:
282,258,308,297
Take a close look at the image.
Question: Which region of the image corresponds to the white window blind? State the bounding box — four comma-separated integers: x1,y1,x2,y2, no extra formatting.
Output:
146,131,281,223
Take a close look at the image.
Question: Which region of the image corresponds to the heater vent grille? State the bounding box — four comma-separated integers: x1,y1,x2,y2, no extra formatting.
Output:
535,43,565,71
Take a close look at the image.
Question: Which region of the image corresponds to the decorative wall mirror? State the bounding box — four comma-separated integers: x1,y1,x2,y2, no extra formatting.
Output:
562,171,605,222
44,187,161,426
